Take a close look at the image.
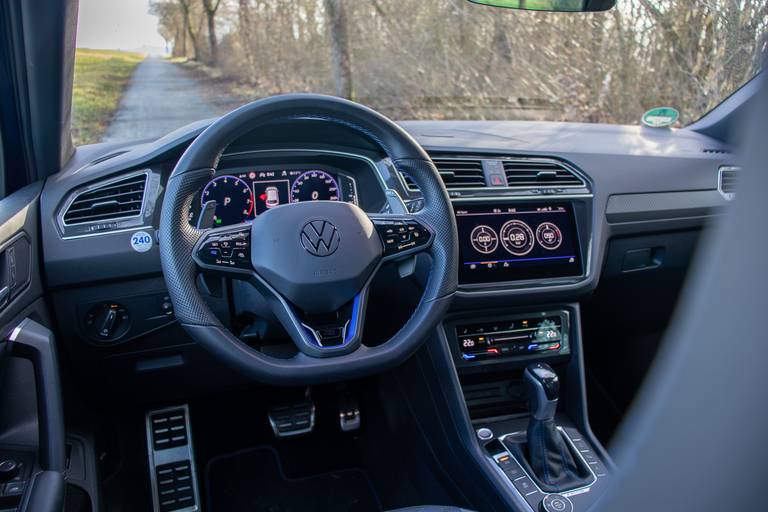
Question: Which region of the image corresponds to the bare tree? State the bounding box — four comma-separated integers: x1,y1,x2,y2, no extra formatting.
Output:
179,0,203,61
201,0,223,65
324,0,353,99
150,1,186,57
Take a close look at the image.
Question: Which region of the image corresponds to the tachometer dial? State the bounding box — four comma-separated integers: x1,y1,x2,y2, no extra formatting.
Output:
290,170,340,203
200,175,254,226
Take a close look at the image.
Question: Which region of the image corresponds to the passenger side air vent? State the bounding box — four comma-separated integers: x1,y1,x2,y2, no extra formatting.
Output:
503,160,585,188
718,166,739,200
400,157,486,191
63,172,147,225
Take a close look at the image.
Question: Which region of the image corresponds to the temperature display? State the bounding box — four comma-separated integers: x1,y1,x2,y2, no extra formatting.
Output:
455,314,567,362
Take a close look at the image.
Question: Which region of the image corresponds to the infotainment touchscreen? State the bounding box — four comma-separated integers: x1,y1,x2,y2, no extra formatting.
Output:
454,203,582,284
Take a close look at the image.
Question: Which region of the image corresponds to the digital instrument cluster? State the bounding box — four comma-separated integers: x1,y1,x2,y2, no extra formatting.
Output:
455,203,582,284
189,167,358,227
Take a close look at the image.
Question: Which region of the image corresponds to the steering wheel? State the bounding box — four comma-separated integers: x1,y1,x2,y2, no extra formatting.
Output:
159,94,458,385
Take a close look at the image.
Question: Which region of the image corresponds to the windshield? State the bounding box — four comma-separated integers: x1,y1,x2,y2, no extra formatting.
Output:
72,0,767,146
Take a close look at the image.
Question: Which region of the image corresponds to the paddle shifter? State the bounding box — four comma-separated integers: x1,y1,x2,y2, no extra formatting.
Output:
522,363,591,493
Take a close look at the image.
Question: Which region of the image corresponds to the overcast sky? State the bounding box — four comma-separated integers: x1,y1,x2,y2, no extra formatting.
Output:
76,0,166,53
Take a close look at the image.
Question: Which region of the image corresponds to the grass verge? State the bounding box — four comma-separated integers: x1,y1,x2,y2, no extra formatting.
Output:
71,49,144,146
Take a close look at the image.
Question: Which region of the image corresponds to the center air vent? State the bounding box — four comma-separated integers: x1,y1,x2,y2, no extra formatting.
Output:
400,157,485,190
63,172,148,225
503,160,584,188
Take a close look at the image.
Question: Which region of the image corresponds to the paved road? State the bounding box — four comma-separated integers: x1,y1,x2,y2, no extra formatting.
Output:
103,57,230,142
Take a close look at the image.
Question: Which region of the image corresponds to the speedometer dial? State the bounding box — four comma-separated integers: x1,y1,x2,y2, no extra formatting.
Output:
201,175,254,226
290,170,340,203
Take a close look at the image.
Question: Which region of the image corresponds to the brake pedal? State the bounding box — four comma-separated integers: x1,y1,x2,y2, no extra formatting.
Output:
268,400,315,438
146,405,201,512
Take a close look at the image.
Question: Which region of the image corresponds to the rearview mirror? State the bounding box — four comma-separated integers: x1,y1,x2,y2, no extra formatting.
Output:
467,0,616,11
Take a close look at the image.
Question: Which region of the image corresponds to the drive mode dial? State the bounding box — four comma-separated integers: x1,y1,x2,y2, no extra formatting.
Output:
500,220,534,256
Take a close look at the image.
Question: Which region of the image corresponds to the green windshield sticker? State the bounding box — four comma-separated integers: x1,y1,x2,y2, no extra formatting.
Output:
642,107,679,128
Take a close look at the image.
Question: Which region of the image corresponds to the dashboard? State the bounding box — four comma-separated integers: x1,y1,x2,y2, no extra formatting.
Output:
40,119,733,364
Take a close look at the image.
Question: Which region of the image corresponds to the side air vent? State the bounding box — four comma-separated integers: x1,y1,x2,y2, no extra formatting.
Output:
503,160,584,188
718,166,739,200
400,157,485,190
63,172,148,225
703,148,732,155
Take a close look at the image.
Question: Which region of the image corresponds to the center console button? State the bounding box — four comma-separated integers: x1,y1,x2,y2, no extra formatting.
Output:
512,475,536,494
540,494,573,512
476,428,494,441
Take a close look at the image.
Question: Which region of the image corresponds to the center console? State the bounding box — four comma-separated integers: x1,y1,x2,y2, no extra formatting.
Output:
442,305,612,512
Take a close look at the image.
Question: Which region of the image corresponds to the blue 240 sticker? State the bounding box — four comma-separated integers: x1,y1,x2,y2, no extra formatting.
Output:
130,231,153,253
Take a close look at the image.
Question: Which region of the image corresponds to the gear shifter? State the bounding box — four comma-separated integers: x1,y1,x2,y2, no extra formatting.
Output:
520,362,591,493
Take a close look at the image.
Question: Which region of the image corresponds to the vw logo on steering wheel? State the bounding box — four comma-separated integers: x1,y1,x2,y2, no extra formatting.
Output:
300,220,341,257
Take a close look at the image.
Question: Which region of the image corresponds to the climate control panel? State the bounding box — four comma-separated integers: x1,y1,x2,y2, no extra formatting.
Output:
447,310,571,368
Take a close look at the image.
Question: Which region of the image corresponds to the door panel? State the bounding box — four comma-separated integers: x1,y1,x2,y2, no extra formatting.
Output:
0,181,65,512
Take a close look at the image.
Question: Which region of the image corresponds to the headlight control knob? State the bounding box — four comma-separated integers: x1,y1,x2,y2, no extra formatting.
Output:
84,302,130,342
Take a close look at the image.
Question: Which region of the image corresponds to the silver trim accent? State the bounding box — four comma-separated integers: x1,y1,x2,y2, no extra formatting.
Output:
7,319,30,342
451,194,593,202
300,319,351,348
718,165,739,201
145,405,201,512
59,225,155,241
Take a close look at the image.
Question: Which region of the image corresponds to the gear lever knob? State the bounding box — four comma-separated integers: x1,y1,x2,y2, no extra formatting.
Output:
524,362,559,420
